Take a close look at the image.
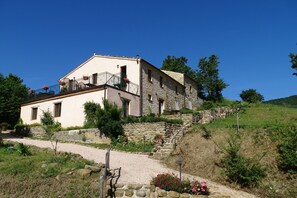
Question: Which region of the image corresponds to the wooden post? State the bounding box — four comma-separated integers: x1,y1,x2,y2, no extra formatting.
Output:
99,147,111,198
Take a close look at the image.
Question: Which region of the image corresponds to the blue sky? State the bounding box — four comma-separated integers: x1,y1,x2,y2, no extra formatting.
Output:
0,0,296,101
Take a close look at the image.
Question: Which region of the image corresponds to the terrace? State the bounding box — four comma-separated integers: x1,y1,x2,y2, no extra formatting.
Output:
27,72,139,102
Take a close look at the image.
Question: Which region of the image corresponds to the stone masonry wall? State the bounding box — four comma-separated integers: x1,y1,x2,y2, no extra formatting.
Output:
107,183,230,198
141,62,184,115
123,122,182,142
28,126,111,144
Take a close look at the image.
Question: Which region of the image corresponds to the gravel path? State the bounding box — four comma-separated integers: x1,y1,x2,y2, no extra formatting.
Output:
6,137,257,198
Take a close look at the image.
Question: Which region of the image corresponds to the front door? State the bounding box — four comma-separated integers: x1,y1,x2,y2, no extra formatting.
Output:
122,99,130,117
158,99,164,115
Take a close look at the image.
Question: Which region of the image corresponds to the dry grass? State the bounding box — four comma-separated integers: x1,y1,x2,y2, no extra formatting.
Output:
165,104,297,198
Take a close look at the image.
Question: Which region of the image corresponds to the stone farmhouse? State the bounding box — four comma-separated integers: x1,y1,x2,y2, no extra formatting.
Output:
20,54,200,127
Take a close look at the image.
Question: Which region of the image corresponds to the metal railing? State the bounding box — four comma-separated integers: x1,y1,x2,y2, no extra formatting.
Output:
27,72,139,102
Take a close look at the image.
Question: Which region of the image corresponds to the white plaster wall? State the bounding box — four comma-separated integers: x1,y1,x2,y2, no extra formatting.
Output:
20,90,105,127
64,56,140,86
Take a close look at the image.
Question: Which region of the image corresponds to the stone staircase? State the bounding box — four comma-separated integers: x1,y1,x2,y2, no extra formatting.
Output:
152,121,191,159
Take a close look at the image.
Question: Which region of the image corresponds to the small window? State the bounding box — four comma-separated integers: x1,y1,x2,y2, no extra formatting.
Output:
190,86,192,93
160,76,163,88
54,103,62,117
175,86,178,94
92,73,98,84
31,107,38,120
148,94,153,102
148,69,152,82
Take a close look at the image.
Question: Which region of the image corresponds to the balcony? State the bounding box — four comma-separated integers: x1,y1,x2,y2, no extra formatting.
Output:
26,72,139,102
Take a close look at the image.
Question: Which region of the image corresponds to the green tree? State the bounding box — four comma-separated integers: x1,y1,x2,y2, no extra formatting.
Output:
161,56,196,79
196,55,228,101
289,52,297,76
0,73,28,127
95,99,123,138
240,89,264,103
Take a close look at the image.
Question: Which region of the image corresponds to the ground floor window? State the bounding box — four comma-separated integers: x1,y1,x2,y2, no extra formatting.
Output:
54,102,62,117
158,99,164,115
31,107,38,120
122,99,130,117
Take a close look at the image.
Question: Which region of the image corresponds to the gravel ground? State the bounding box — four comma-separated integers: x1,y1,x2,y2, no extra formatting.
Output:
6,137,257,198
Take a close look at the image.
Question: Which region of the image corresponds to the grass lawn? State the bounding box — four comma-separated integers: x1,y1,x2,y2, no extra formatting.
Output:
0,142,100,197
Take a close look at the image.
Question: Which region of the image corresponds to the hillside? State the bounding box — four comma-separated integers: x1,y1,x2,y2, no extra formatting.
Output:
265,95,297,107
165,103,297,198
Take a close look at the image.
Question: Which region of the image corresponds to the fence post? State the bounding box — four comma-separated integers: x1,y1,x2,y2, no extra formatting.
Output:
99,147,111,198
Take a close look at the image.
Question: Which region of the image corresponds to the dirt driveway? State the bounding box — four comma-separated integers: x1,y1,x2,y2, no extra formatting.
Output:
6,137,257,198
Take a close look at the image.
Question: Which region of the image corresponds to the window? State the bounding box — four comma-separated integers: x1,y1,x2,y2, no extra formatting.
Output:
160,76,163,88
148,94,153,102
54,102,62,117
148,69,152,82
190,86,192,93
31,107,38,120
175,86,178,94
122,99,130,117
92,73,98,84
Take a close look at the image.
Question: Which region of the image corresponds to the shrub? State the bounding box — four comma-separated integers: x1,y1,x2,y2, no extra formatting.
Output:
122,115,183,125
0,134,3,147
240,89,264,103
152,173,209,195
83,102,100,128
277,126,297,173
222,135,266,187
201,126,212,139
180,108,193,114
14,124,32,137
0,122,10,131
96,99,123,138
15,143,31,156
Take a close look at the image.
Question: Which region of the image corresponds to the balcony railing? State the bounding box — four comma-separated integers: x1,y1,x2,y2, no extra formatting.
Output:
27,72,139,102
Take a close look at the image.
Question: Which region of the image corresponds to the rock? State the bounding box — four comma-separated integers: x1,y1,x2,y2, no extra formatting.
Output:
157,189,167,197
125,190,134,197
180,193,190,198
208,195,230,198
168,191,180,198
150,184,156,192
127,184,143,190
67,171,74,175
115,190,124,197
76,168,91,178
136,190,146,197
41,164,47,168
115,183,125,188
85,165,102,173
55,174,60,181
192,195,207,198
48,163,58,168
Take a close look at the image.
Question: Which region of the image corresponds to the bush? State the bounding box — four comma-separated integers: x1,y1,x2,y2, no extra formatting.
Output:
41,110,61,133
222,135,266,187
83,102,100,128
277,126,297,173
201,126,212,139
0,122,10,131
153,173,209,195
15,143,31,156
0,134,3,147
240,89,264,103
122,115,183,125
180,108,193,114
14,124,32,137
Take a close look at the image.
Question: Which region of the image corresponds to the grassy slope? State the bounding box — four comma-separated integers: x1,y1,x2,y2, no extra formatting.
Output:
165,104,297,198
265,95,297,108
0,143,99,197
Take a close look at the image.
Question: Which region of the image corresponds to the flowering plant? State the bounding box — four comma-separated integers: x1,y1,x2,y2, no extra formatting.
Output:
123,77,130,83
42,85,48,91
190,180,209,195
28,89,35,95
58,80,65,86
152,173,209,195
83,76,89,80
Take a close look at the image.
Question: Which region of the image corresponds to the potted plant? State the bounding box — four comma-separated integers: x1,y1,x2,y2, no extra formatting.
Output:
83,76,89,80
58,80,66,86
43,85,49,91
123,77,130,83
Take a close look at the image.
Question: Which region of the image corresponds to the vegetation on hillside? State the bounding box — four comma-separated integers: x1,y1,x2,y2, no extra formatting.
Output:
0,142,98,197
265,95,297,108
166,103,297,198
